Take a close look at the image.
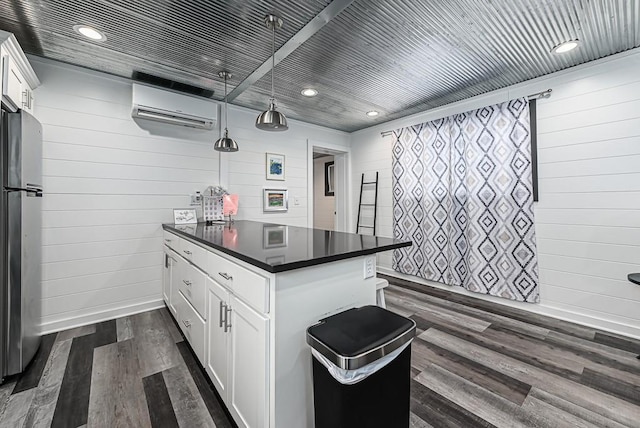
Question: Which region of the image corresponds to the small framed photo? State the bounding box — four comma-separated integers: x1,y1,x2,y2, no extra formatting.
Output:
325,161,335,196
266,153,285,181
263,189,288,212
263,225,288,248
173,208,197,224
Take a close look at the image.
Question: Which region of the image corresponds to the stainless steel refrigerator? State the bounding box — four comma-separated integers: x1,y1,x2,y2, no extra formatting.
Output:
1,108,42,381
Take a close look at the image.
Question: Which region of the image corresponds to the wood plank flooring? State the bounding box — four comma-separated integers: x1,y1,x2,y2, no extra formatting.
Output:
381,274,640,428
0,275,639,427
0,309,234,428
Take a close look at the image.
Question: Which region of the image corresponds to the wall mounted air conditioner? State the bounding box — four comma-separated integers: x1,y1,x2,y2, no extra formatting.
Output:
131,83,217,130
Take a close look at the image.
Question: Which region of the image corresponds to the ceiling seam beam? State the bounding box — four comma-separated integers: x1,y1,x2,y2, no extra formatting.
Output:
226,0,355,102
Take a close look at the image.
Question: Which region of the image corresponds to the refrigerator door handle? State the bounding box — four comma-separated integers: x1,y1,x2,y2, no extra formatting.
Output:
3,186,43,197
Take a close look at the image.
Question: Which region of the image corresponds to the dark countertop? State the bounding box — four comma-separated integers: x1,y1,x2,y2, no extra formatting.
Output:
629,273,640,285
163,221,411,273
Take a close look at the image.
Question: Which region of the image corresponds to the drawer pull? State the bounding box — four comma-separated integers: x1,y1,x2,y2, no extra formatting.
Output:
183,250,192,255
219,301,226,327
224,306,232,333
182,279,192,287
182,319,191,328
218,272,233,281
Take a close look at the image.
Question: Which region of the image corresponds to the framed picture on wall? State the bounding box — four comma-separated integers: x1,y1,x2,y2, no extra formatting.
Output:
325,161,335,196
266,153,285,180
263,189,288,212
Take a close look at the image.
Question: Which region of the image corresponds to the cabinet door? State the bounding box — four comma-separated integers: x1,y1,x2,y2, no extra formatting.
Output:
163,250,172,305
168,254,182,316
206,278,230,397
1,54,24,112
228,295,269,428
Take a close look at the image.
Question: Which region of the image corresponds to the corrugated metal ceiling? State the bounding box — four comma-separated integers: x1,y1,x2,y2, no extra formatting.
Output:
1,0,638,132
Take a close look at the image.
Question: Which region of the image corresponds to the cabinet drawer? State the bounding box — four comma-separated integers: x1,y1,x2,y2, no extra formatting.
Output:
163,231,179,251
176,291,206,364
179,263,207,320
180,239,208,270
209,252,269,314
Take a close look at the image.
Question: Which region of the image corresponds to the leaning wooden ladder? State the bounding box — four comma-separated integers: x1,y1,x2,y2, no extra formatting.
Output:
356,172,379,235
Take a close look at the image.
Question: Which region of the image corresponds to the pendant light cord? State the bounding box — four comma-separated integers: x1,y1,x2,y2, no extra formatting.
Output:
271,23,275,100
224,74,229,132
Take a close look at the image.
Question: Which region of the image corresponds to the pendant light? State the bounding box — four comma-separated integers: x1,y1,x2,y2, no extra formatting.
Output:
214,71,239,152
256,14,288,132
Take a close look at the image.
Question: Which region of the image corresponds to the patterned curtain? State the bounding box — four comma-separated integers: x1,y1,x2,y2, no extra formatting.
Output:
392,98,539,303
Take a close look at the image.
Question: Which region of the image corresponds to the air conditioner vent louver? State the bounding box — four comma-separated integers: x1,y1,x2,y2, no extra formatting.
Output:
131,83,217,130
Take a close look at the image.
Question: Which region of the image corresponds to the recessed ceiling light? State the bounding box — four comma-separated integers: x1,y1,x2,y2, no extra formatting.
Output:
301,88,318,97
551,39,580,54
73,25,106,41
366,111,379,117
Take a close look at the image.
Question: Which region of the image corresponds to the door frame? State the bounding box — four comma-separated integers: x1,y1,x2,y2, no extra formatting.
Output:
307,139,350,232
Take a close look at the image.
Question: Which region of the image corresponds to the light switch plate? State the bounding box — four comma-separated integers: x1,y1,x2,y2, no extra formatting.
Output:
364,256,375,279
294,196,300,206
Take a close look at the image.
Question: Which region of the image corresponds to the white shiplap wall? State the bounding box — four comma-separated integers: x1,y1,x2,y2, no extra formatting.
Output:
350,48,640,338
30,56,349,333
313,156,335,230
223,106,349,227
32,57,221,332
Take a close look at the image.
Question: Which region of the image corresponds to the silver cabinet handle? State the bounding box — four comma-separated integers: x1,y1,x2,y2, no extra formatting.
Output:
218,272,233,281
182,279,192,287
183,250,192,255
219,301,226,327
224,306,232,333
182,319,191,328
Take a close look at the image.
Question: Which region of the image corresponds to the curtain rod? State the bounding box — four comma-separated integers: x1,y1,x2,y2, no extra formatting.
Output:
380,89,552,137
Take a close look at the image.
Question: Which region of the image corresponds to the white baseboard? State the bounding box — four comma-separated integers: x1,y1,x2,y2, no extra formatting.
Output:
40,299,166,335
378,267,640,340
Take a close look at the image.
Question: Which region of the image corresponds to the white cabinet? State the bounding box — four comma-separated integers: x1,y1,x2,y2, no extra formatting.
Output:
175,289,206,363
163,249,172,305
166,228,270,421
206,278,269,428
0,32,39,113
1,53,24,112
178,263,207,320
162,226,379,427
206,278,230,397
163,246,181,317
228,295,268,428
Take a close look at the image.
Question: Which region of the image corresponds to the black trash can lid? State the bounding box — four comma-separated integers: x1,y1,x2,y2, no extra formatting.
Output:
306,305,416,370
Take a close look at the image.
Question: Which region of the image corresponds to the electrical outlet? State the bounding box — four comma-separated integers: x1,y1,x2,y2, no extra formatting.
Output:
364,256,375,279
190,191,202,206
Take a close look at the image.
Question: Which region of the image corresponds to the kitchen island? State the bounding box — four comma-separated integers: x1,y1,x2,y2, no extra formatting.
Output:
162,221,411,428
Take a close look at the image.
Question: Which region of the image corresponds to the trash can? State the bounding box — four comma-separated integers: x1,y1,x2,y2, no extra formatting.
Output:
306,305,416,428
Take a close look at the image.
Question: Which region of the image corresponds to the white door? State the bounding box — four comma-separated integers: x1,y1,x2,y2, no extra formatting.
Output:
206,278,230,397
228,296,269,428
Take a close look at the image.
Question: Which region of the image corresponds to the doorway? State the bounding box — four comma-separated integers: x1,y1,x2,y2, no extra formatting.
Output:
313,154,335,230
307,140,350,232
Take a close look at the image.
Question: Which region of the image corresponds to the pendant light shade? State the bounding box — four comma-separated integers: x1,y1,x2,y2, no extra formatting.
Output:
256,14,288,132
255,101,288,131
215,70,239,152
214,128,239,152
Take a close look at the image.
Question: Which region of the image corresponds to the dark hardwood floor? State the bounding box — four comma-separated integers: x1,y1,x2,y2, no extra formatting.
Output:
1,276,639,427
0,308,234,428
381,274,640,428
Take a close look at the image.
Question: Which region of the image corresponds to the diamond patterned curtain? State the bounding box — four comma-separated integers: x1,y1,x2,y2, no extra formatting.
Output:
392,98,539,302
